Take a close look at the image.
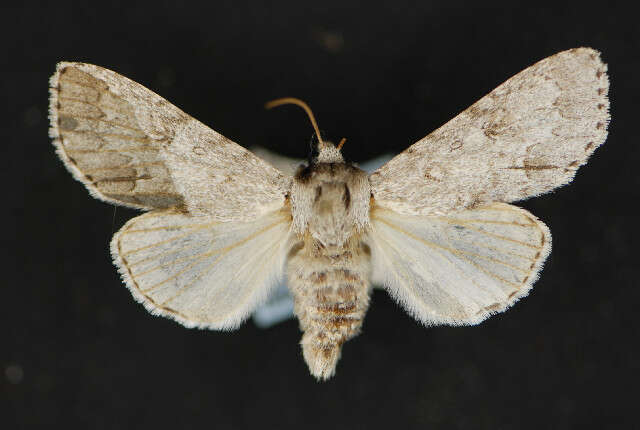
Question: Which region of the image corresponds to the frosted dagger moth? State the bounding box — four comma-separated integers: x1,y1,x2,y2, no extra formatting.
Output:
49,47,609,380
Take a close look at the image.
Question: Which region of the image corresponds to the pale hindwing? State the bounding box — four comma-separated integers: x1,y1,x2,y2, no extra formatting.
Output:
369,203,551,325
370,47,610,216
49,62,290,219
110,208,292,329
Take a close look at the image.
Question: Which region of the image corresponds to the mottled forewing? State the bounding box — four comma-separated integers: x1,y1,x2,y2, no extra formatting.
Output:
369,48,610,216
49,62,188,209
50,62,291,219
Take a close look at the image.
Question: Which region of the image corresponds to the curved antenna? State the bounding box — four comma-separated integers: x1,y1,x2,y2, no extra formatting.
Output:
337,137,346,150
265,97,323,145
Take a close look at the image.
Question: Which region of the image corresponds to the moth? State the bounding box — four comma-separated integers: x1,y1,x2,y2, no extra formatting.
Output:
49,47,609,380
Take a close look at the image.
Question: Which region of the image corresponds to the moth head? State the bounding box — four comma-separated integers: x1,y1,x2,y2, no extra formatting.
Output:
315,139,345,163
265,97,346,164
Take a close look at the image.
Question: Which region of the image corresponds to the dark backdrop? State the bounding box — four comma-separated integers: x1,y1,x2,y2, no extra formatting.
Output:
3,1,638,428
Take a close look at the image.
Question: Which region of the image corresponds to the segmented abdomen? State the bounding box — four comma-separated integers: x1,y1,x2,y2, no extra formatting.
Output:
287,241,371,380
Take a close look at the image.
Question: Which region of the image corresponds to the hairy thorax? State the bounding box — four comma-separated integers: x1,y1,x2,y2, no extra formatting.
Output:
287,161,372,380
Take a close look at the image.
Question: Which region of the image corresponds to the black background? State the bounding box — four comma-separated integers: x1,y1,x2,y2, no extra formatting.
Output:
3,1,639,428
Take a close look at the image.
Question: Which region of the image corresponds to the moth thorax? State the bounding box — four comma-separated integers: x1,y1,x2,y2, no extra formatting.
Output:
308,181,353,247
291,162,371,248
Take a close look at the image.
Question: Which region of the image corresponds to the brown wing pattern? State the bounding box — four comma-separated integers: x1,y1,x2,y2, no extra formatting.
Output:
49,62,292,219
49,63,187,209
369,48,610,216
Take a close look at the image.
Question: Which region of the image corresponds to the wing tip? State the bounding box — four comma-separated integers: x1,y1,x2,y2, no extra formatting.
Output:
48,61,155,211
49,62,96,140
562,46,611,183
560,46,611,122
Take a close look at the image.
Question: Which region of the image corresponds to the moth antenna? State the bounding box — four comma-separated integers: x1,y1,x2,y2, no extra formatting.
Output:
265,97,324,145
337,137,346,150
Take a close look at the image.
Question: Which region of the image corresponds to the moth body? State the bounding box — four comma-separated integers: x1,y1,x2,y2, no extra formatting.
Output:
50,48,610,381
287,142,373,379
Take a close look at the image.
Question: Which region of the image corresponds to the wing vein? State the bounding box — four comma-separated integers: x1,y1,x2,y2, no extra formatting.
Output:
208,238,284,322
138,250,215,293
60,115,143,132
159,253,226,305
374,217,533,274
449,223,541,249
375,217,524,288
127,239,208,269
65,147,157,154
373,227,443,316
121,222,218,256
438,217,535,228
83,162,165,173
62,129,152,143
131,248,217,278
59,78,102,89
159,218,287,306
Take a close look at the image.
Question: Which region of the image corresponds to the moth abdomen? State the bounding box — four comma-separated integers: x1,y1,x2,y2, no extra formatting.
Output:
297,270,370,380
287,239,372,380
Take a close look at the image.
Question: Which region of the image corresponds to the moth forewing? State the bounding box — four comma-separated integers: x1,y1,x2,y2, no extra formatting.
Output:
49,62,290,220
369,47,610,217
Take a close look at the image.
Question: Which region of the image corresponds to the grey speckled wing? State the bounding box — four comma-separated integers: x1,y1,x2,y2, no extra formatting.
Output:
49,62,291,220
369,47,610,216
